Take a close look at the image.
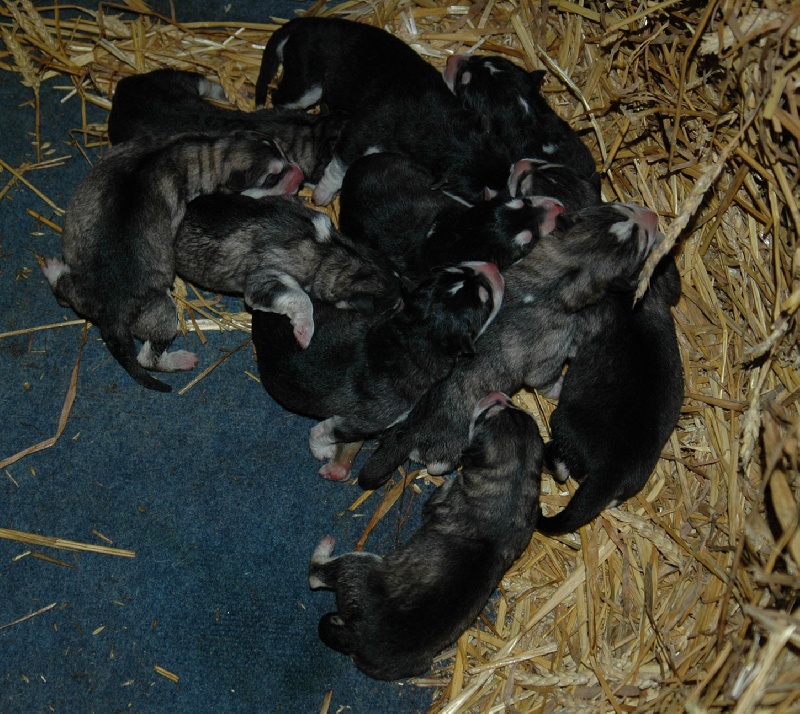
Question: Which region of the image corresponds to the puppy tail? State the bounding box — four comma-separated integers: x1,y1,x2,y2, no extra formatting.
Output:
318,612,354,655
255,23,290,107
356,426,412,491
99,324,172,393
536,476,615,535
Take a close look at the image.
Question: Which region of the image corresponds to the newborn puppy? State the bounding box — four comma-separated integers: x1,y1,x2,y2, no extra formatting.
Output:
175,193,401,347
444,54,597,181
42,131,303,392
257,17,514,204
339,153,565,284
508,158,600,213
253,262,504,481
308,391,542,681
537,255,683,533
356,202,663,489
108,68,343,183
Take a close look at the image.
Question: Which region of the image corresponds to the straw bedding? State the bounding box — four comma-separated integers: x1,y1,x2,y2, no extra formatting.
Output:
1,0,798,710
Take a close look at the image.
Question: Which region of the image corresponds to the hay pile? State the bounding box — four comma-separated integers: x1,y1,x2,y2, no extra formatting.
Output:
1,0,798,710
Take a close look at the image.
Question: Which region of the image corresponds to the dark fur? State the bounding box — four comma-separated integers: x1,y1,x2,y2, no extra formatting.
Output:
507,158,601,214
108,68,343,183
356,202,664,489
41,131,302,392
339,152,565,283
174,193,401,346
308,392,542,680
253,262,504,480
537,255,683,533
444,54,597,180
256,17,516,205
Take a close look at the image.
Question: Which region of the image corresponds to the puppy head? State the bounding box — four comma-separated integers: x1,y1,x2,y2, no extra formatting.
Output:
476,195,566,268
463,392,543,477
443,54,546,123
409,262,504,357
507,158,601,213
534,202,663,312
222,134,304,195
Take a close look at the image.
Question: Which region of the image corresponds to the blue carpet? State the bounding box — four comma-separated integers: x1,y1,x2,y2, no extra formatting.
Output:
1,3,436,712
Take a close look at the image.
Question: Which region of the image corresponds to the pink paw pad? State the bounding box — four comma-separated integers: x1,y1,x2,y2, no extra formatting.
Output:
319,462,351,482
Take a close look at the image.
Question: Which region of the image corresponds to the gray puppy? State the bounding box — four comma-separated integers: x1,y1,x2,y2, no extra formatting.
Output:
108,69,343,184
42,131,303,392
356,202,663,488
174,193,401,347
308,391,542,680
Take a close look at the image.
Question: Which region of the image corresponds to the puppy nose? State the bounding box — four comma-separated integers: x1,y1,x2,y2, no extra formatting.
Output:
627,203,659,234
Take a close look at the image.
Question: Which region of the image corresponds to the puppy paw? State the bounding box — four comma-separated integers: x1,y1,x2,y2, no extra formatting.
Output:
159,350,199,372
291,316,314,349
319,462,351,482
40,256,67,286
312,535,335,562
309,420,337,461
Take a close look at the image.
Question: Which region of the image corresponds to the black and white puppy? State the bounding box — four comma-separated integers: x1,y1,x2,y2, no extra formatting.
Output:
356,202,663,489
338,152,565,283
108,68,342,183
253,262,504,481
42,131,303,392
537,255,683,533
308,391,542,681
508,158,601,214
174,193,401,347
256,17,514,205
444,54,597,181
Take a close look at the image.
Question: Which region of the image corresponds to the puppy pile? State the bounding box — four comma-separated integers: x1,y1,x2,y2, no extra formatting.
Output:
42,17,683,682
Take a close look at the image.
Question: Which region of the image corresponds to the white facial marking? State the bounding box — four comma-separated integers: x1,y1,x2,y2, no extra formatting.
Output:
518,96,530,114
542,143,558,155
514,229,533,247
505,198,524,209
364,145,383,156
478,285,489,303
523,293,536,304
460,70,472,85
448,281,465,296
486,61,503,75
609,218,636,243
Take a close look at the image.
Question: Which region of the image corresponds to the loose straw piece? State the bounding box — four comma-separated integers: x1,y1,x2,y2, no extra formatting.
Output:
0,602,57,631
0,528,135,558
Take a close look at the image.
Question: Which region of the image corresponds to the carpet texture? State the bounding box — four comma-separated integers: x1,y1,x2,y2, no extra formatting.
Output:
1,2,436,711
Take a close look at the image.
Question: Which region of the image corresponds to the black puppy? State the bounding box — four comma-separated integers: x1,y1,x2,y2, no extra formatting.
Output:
42,131,302,392
356,202,663,488
444,54,597,181
308,391,542,680
537,255,683,533
253,262,504,481
339,152,565,283
508,158,601,214
108,68,342,183
174,193,401,347
256,17,515,204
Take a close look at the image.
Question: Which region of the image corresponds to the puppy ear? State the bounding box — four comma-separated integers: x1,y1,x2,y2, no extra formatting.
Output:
529,69,547,90
225,165,264,192
460,331,477,357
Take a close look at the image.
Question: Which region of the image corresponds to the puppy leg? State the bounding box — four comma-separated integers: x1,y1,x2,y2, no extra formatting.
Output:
246,273,314,348
319,440,364,482
309,418,339,462
312,155,348,206
134,291,198,373
309,535,337,589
